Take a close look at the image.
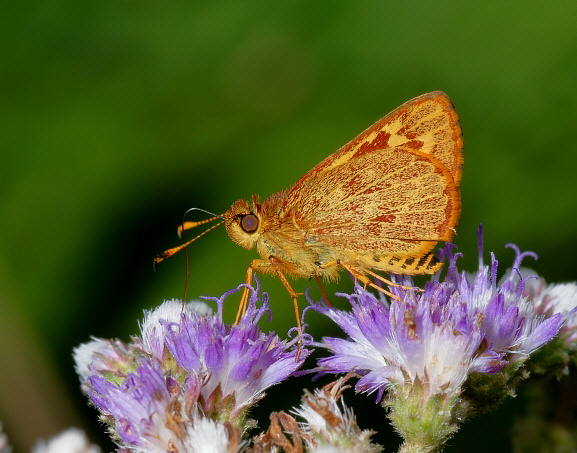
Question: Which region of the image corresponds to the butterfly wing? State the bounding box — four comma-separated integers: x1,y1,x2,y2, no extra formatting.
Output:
281,92,462,259
283,146,459,257
292,91,462,189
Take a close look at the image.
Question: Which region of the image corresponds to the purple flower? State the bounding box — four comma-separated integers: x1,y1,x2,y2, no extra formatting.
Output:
446,227,568,361
74,281,310,452
312,282,503,402
311,225,569,402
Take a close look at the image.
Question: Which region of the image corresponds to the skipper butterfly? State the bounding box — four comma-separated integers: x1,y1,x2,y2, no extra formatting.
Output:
155,91,463,354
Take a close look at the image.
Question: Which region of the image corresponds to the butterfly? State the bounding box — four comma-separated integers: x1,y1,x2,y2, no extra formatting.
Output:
155,91,463,355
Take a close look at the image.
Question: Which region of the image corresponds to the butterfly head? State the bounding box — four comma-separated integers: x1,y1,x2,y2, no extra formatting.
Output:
224,195,262,250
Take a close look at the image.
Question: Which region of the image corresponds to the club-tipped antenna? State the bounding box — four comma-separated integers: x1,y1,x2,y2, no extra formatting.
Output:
180,209,224,303
154,207,226,302
153,219,224,270
154,207,225,270
177,208,225,238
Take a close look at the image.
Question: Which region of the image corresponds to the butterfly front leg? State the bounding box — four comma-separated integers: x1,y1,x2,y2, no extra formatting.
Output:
236,256,305,360
235,258,269,325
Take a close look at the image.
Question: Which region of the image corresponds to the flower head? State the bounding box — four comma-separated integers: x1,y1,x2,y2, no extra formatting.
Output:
311,226,569,403
308,226,574,452
312,280,502,403
74,282,310,452
446,227,569,362
251,376,381,453
292,376,381,453
0,422,11,453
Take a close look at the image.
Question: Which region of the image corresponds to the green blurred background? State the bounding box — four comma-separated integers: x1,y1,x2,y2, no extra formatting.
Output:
1,1,576,451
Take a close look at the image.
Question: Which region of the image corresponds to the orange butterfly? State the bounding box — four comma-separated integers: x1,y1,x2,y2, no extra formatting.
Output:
156,91,463,353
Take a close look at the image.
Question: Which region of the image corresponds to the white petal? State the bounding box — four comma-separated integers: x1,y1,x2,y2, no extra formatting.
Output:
72,338,108,381
140,299,214,356
186,300,214,317
32,428,101,453
186,418,230,453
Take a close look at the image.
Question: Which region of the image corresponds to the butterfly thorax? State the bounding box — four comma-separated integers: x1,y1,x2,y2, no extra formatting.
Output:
225,191,338,280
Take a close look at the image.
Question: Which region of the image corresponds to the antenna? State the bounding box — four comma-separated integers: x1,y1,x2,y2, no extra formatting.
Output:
179,207,224,234
153,216,224,269
154,208,226,302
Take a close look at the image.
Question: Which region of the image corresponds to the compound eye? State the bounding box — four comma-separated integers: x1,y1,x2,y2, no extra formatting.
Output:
240,214,259,233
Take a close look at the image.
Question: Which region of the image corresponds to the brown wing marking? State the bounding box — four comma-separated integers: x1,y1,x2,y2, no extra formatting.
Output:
290,91,463,196
283,146,460,258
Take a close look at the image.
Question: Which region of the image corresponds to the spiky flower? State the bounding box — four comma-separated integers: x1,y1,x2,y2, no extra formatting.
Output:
74,282,310,452
292,375,381,453
251,375,381,453
310,225,572,452
311,277,504,405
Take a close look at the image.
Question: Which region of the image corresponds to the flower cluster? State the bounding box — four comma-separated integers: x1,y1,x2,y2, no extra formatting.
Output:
308,226,575,450
312,227,570,396
74,282,310,453
69,226,577,453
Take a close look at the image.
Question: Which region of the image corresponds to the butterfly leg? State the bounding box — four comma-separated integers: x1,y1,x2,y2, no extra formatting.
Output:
319,260,402,301
235,257,305,360
339,262,402,301
363,268,424,293
235,259,268,325
267,256,305,360
314,275,332,306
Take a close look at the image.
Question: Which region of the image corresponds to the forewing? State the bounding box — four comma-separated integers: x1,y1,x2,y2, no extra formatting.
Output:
291,91,463,192
283,146,460,257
